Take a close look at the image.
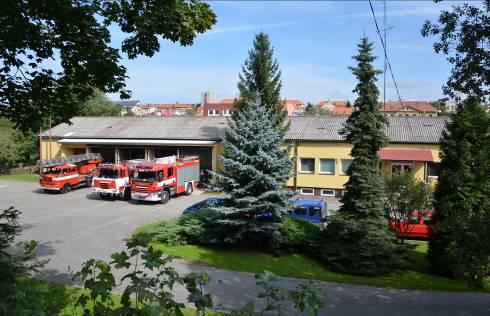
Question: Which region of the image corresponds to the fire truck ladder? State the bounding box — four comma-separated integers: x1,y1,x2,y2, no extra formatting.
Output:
38,153,102,168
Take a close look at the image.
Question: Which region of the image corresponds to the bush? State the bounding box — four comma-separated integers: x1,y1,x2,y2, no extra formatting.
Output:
280,218,323,253
135,209,223,246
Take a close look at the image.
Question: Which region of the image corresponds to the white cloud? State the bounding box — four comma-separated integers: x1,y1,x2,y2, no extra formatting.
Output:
108,65,239,103
208,21,298,35
108,64,445,104
281,64,355,103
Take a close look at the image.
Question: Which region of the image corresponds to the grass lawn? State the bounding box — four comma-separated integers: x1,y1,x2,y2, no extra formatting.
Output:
134,221,489,292
0,172,39,182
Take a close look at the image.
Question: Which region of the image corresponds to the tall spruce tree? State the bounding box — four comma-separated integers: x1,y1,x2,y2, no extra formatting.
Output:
322,37,409,276
236,33,283,126
428,97,490,289
209,94,294,247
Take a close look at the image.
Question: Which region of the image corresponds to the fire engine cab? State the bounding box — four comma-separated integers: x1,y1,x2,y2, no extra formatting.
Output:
131,156,200,204
92,164,132,200
39,153,101,193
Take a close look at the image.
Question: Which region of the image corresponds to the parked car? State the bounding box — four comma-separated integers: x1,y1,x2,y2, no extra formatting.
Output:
389,211,432,239
183,197,224,213
183,198,329,225
288,199,329,225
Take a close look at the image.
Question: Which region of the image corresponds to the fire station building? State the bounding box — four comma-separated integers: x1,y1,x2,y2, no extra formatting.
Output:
40,115,446,197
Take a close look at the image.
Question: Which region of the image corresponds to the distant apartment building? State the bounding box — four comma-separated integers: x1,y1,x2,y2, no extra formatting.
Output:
380,101,438,117
200,91,217,106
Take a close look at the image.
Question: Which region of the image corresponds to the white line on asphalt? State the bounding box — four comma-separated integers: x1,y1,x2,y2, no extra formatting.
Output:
51,216,135,242
0,185,10,189
25,202,110,225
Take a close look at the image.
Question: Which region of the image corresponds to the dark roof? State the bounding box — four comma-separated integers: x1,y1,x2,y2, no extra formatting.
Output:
42,115,447,144
42,116,228,140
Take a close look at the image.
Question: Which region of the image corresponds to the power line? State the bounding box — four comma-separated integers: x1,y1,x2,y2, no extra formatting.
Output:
368,0,404,108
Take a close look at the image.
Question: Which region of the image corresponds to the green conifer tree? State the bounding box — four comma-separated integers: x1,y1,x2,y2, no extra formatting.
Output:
209,94,294,248
428,97,490,289
236,33,283,126
321,37,409,276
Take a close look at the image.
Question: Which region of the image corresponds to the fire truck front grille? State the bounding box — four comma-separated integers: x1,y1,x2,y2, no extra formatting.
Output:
133,185,150,193
100,183,110,189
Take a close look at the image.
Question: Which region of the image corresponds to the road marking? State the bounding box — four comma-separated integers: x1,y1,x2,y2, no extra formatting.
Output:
0,185,10,189
52,216,135,242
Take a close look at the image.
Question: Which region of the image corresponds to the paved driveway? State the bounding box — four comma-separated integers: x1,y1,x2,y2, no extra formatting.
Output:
0,180,489,315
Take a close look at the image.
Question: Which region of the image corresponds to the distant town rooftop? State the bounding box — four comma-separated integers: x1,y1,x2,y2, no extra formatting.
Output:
42,115,448,144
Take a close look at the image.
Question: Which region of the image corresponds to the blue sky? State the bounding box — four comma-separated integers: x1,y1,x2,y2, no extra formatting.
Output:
108,1,458,104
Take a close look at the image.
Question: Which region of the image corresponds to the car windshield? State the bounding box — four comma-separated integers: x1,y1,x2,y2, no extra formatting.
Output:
134,170,156,182
97,168,118,179
42,167,61,174
293,206,307,215
309,206,321,217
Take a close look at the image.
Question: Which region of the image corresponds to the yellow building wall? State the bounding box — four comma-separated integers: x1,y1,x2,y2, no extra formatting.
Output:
40,138,88,160
41,137,440,191
289,141,441,190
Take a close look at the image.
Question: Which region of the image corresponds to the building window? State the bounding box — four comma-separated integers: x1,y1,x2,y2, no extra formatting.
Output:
319,159,335,174
208,109,221,116
340,159,352,175
300,188,314,195
223,109,231,116
299,158,315,173
321,189,335,197
391,162,413,175
427,162,440,179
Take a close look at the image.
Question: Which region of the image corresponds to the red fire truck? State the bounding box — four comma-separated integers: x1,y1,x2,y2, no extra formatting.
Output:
131,156,200,204
39,153,102,193
389,211,432,239
90,159,145,200
91,164,132,200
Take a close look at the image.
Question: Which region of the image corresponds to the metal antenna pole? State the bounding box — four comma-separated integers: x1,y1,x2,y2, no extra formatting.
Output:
383,0,387,111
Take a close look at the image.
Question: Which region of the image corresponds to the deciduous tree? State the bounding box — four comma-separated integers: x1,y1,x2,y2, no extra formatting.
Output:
78,90,123,117
0,0,216,130
421,0,490,103
384,172,433,243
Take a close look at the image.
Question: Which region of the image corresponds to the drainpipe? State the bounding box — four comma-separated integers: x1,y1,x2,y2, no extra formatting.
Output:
293,140,299,191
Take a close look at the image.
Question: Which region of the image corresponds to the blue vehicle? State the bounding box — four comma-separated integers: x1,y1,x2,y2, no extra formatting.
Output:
288,199,329,225
184,198,329,225
183,197,224,213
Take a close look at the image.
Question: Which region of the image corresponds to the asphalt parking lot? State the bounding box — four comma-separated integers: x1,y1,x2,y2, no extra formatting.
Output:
0,179,209,282
1,179,489,315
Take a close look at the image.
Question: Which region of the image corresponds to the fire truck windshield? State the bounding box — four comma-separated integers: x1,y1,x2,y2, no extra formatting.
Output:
97,168,118,179
42,167,61,174
134,170,156,182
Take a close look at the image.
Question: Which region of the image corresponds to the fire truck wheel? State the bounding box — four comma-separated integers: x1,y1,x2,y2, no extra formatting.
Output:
60,184,70,194
184,183,193,196
160,190,170,204
121,187,131,201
